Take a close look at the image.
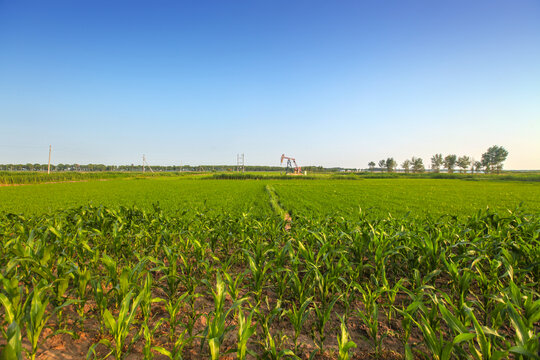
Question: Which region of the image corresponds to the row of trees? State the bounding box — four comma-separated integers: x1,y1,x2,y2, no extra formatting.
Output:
369,145,509,174
0,164,199,172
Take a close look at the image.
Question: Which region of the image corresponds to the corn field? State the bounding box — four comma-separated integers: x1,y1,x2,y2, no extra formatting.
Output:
0,205,539,359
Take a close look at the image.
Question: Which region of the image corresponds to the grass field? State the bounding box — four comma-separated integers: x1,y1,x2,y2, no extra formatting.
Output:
273,178,540,219
0,175,539,359
2,176,540,219
0,177,271,216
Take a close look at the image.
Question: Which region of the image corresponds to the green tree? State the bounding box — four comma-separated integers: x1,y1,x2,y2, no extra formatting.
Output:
378,160,386,172
457,156,471,173
386,158,397,173
481,145,508,174
444,154,457,173
431,154,443,173
411,157,424,173
401,159,411,174
473,161,483,173
368,161,376,172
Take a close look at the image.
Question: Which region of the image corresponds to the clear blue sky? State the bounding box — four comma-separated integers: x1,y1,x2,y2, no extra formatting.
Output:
1,0,539,169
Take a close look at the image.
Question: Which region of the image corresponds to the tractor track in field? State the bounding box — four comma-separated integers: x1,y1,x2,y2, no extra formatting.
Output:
265,184,292,229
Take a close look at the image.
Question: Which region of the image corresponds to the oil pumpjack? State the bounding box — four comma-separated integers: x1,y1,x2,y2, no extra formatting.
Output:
280,154,302,175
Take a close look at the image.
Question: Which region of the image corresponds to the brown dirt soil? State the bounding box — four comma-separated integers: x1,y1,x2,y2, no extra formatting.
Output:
284,213,292,231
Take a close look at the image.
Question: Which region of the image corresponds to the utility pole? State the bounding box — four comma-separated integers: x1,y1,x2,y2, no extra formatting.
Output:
142,154,145,173
48,145,51,174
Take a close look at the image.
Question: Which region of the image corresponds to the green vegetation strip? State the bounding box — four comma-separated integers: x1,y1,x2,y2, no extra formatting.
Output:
265,184,288,220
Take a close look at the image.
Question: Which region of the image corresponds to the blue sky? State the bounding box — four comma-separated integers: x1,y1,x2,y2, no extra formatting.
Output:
1,0,539,169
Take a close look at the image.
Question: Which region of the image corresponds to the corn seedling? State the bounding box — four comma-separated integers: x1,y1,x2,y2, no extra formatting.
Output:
201,272,245,360
337,315,356,360
237,308,257,360
312,295,341,354
153,325,188,360
285,297,312,353
25,280,73,360
357,301,385,359
505,302,540,359
165,292,188,344
87,291,144,360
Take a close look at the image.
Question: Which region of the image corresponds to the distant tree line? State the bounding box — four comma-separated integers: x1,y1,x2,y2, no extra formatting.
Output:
0,164,196,172
0,163,341,173
369,145,509,174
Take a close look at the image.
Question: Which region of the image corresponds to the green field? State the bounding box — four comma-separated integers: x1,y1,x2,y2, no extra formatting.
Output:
273,179,540,219
0,175,539,359
0,177,271,216
2,176,540,219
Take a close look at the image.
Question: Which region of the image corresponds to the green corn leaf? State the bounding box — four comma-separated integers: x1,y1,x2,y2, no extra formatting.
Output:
507,303,531,345
509,346,540,360
1,321,22,360
453,333,475,345
404,344,414,360
0,293,16,325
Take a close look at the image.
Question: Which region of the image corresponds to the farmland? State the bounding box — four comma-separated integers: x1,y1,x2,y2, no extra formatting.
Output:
0,178,271,217
0,175,539,359
273,178,540,219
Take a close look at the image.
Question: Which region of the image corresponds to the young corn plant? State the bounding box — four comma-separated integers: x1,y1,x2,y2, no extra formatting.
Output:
236,308,257,360
0,275,28,338
140,274,165,360
153,245,182,299
395,301,422,360
201,272,245,360
25,280,73,360
260,330,296,360
164,292,188,344
310,264,339,308
462,305,507,360
505,303,539,359
87,291,144,360
246,252,272,305
142,318,164,360
91,277,109,335
288,270,313,306
285,297,312,353
153,326,188,360
337,315,356,360
271,267,290,303
340,278,356,321
357,302,386,359
71,264,92,331
223,270,247,303
312,295,341,355
413,310,473,360
50,270,71,332
258,300,296,360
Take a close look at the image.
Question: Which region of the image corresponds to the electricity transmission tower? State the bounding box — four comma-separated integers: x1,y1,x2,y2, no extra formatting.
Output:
142,155,154,173
237,153,245,172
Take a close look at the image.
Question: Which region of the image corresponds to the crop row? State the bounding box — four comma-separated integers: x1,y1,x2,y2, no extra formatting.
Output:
0,205,539,359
